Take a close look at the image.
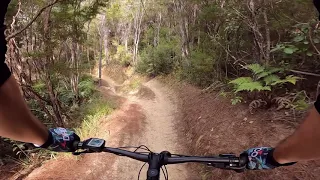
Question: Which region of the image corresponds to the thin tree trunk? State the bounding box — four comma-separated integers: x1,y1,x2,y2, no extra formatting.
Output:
43,5,64,126
156,12,162,46
99,37,102,86
133,1,145,63
263,0,270,65
87,47,91,74
104,27,109,65
175,0,190,58
124,22,131,51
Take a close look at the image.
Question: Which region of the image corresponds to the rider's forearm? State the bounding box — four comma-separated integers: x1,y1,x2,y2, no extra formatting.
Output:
0,0,48,145
273,107,320,164
0,76,49,145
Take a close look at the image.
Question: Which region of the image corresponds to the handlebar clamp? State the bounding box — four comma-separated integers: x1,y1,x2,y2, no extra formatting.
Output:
207,154,247,173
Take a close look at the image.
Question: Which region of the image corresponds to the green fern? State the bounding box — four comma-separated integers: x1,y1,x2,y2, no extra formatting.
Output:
256,67,283,80
229,77,253,85
246,64,265,75
284,75,300,85
264,74,281,85
235,82,271,93
270,75,300,86
267,67,283,74
229,64,302,105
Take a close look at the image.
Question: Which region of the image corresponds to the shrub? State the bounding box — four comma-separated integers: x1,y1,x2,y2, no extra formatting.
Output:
137,43,178,76
79,75,96,99
179,51,215,87
112,41,132,66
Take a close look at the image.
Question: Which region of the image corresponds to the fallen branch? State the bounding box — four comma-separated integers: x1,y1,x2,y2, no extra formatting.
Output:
290,69,320,77
6,0,61,40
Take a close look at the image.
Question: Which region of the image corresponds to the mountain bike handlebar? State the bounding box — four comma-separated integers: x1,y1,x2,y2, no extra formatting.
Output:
73,138,249,180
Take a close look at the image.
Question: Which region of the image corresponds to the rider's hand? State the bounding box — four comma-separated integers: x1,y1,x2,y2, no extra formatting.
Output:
242,147,296,170
39,128,80,152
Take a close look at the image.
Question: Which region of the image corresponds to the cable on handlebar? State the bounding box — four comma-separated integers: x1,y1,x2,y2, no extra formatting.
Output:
116,145,170,180
161,165,168,180
138,162,147,180
116,145,152,154
134,145,152,153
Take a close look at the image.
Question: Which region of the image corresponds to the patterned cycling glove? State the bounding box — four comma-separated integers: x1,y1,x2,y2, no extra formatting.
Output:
40,128,80,152
242,147,296,170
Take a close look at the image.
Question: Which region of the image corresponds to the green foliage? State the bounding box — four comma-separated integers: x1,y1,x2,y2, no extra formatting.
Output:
112,42,132,66
264,75,281,85
234,82,271,93
75,97,114,139
246,64,265,75
32,81,46,94
137,42,179,76
270,23,320,66
230,64,300,93
231,96,243,105
178,51,215,87
79,75,96,99
293,99,309,110
292,91,310,111
229,77,253,85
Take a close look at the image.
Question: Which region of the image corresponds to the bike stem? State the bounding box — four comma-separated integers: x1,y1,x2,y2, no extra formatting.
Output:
147,151,171,180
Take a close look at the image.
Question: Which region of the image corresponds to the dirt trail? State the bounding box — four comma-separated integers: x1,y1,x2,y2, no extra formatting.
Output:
24,77,190,180
106,79,190,180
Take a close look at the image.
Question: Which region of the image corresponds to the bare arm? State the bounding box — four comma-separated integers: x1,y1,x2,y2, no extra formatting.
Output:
0,0,48,145
0,76,49,145
245,98,320,170
272,0,320,164
274,107,320,164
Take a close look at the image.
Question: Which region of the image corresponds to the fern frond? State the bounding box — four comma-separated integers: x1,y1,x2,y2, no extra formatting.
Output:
284,75,300,85
264,74,281,85
235,82,271,93
256,67,283,80
267,67,283,74
256,72,268,80
270,75,301,86
245,64,265,74
229,77,253,86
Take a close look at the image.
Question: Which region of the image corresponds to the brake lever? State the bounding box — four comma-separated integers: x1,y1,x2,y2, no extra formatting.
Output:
209,162,246,173
208,154,247,173
72,149,95,156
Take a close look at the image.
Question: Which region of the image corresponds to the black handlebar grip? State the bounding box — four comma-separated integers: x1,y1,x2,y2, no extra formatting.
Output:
239,153,249,168
73,141,80,150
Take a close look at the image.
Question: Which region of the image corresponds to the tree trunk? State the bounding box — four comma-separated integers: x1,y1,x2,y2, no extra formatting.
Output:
133,1,145,64
99,37,102,86
87,47,91,74
156,12,162,46
43,4,64,126
263,0,270,66
70,42,79,101
175,0,190,58
104,26,109,65
124,22,131,51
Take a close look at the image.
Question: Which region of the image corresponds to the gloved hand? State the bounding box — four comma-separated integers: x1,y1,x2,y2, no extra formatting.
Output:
40,128,80,152
242,147,296,170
